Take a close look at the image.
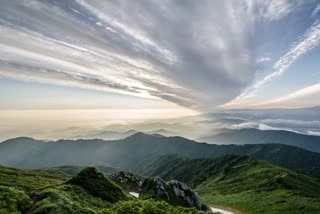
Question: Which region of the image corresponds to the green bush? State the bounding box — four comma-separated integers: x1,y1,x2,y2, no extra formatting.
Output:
0,186,32,214
102,199,203,214
31,185,111,214
67,167,128,203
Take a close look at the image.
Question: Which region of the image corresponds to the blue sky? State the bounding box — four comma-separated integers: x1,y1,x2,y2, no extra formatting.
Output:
0,0,320,111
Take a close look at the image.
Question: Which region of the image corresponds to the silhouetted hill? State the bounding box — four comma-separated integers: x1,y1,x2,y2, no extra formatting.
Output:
199,128,320,152
1,133,320,177
73,130,138,140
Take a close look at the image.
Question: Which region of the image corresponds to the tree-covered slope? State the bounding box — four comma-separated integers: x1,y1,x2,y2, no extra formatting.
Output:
139,155,320,214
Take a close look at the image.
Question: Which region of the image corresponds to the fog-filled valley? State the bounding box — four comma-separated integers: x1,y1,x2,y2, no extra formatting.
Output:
1,107,320,213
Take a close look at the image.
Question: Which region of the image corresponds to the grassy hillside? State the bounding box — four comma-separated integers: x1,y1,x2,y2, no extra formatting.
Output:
41,164,121,176
0,165,206,214
1,133,320,177
0,165,115,213
104,199,201,214
66,167,128,203
0,165,68,192
140,155,320,214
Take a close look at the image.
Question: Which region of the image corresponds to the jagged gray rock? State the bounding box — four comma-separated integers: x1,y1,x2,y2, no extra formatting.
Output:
140,176,210,211
110,171,143,192
169,180,203,210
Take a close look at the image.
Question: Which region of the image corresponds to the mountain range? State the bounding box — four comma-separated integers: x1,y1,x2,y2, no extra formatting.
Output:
1,133,320,177
72,129,176,140
207,106,320,121
199,128,320,153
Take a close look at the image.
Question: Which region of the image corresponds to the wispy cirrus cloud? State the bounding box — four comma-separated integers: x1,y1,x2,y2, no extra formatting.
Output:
311,3,320,17
0,0,317,110
255,83,320,108
256,57,272,63
256,0,303,21
254,21,320,89
223,19,320,107
0,0,257,110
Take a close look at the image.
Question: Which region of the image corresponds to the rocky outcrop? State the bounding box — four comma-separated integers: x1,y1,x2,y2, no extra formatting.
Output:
111,171,143,192
168,180,203,210
140,176,210,211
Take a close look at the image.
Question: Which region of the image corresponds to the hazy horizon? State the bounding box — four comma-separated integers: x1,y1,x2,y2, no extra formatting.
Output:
1,0,320,140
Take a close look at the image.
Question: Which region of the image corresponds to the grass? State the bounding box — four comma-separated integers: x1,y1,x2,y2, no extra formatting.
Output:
66,167,129,203
195,160,320,214
0,164,206,213
199,190,320,214
141,155,320,214
0,165,68,192
31,184,112,214
102,199,205,214
0,165,115,213
40,165,85,176
0,186,32,214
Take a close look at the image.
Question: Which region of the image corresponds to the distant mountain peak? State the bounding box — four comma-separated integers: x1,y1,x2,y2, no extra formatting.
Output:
8,136,35,141
125,132,155,139
1,136,39,144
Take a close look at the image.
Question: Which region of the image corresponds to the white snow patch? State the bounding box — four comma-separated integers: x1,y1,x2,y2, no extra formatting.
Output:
129,192,139,198
210,206,235,214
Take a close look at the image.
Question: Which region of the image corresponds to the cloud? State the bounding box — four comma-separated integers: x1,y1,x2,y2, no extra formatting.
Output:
0,0,258,110
261,119,320,129
255,21,320,89
246,0,305,22
312,4,320,17
258,0,300,21
231,121,295,132
256,57,272,63
223,19,320,107
0,60,147,96
231,119,320,135
255,83,320,108
306,131,320,136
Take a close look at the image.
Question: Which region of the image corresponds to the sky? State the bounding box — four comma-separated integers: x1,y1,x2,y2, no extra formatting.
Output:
0,0,320,139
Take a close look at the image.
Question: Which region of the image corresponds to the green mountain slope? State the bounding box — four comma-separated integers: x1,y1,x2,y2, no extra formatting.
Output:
0,165,68,192
66,167,128,203
140,155,320,214
1,133,320,177
42,164,121,176
0,165,206,214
